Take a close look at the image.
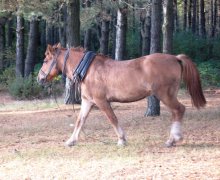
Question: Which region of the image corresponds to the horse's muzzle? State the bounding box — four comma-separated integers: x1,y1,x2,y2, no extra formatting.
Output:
37,76,46,86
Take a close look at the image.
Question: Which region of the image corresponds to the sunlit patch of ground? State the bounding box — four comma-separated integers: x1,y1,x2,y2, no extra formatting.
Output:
0,90,220,179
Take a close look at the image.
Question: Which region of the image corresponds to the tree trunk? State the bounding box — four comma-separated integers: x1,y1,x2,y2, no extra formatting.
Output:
111,11,117,59
84,28,92,50
163,0,174,54
24,17,39,77
173,0,179,32
40,20,46,57
210,0,217,38
66,0,80,47
115,3,127,60
192,0,197,34
16,14,25,77
150,0,162,54
0,17,6,71
58,5,67,47
183,0,187,31
145,0,162,117
6,16,13,48
188,0,192,30
65,0,81,104
140,7,151,55
46,22,53,45
99,9,110,55
200,0,206,37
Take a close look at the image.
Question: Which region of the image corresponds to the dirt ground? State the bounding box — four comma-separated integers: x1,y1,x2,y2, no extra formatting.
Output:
0,89,220,179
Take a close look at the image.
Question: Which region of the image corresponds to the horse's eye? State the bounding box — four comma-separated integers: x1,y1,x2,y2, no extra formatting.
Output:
43,60,48,64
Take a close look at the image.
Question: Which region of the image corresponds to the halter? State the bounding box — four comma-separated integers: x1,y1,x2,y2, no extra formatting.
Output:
39,49,61,82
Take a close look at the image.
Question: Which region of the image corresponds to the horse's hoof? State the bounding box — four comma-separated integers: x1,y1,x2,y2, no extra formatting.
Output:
117,139,127,147
65,140,76,147
174,136,183,142
165,140,175,148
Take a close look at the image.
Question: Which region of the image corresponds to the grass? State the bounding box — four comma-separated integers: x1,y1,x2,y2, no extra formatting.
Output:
0,92,220,179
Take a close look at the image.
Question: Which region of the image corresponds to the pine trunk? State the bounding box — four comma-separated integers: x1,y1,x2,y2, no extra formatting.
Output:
16,14,25,77
46,22,53,45
173,0,179,32
140,7,151,55
163,0,174,54
145,0,162,117
0,17,6,71
210,0,217,38
84,28,92,50
111,12,117,59
66,0,80,47
188,0,192,29
100,9,110,55
115,6,127,60
24,17,39,77
6,17,13,48
192,0,197,34
183,0,187,31
200,0,206,37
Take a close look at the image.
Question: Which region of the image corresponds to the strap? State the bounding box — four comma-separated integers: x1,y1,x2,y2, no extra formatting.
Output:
62,48,70,75
73,51,96,81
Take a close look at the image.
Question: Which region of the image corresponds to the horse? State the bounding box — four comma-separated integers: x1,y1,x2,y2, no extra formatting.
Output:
37,43,206,147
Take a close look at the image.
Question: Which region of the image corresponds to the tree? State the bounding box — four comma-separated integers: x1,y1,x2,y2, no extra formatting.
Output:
6,15,13,48
162,0,174,54
16,13,25,77
200,0,206,37
140,6,151,55
145,0,162,116
115,1,127,60
183,0,187,31
24,16,39,77
99,9,110,55
210,0,217,38
188,0,192,29
66,0,80,47
0,17,6,71
192,0,197,34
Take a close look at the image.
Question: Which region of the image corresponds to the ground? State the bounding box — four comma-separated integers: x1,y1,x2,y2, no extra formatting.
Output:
0,89,220,179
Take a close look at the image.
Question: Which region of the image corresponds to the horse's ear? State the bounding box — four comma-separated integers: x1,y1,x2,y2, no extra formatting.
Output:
56,43,61,48
47,44,54,53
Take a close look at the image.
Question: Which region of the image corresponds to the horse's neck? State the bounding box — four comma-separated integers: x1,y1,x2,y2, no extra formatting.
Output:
64,50,84,79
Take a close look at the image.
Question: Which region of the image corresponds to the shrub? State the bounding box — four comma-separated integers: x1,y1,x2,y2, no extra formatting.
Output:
173,32,212,61
8,73,64,100
0,66,15,90
8,75,43,99
198,60,220,87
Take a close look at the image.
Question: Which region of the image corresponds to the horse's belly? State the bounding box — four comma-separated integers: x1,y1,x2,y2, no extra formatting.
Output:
107,88,151,103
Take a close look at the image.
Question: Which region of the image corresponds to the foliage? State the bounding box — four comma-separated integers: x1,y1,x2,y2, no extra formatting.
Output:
126,28,141,59
173,32,213,61
0,66,15,90
8,75,42,99
198,60,220,87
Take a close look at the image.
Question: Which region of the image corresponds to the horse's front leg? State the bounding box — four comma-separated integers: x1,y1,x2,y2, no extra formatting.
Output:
65,98,93,147
95,100,127,146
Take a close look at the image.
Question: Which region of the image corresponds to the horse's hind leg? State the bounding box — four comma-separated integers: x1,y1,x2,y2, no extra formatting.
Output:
65,98,93,147
165,100,185,147
95,100,126,146
158,88,185,147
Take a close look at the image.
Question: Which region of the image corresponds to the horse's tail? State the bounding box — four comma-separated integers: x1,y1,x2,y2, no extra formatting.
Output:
176,54,206,109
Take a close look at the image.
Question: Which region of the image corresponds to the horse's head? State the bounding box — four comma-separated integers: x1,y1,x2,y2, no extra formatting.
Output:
37,43,61,85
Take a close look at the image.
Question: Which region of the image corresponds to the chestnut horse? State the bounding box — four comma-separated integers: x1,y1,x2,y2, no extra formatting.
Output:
37,44,206,147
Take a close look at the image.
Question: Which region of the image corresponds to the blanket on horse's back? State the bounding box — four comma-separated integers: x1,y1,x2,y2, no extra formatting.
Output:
64,51,96,104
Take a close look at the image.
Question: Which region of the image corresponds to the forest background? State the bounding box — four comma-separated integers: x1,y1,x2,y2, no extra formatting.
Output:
0,0,219,101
